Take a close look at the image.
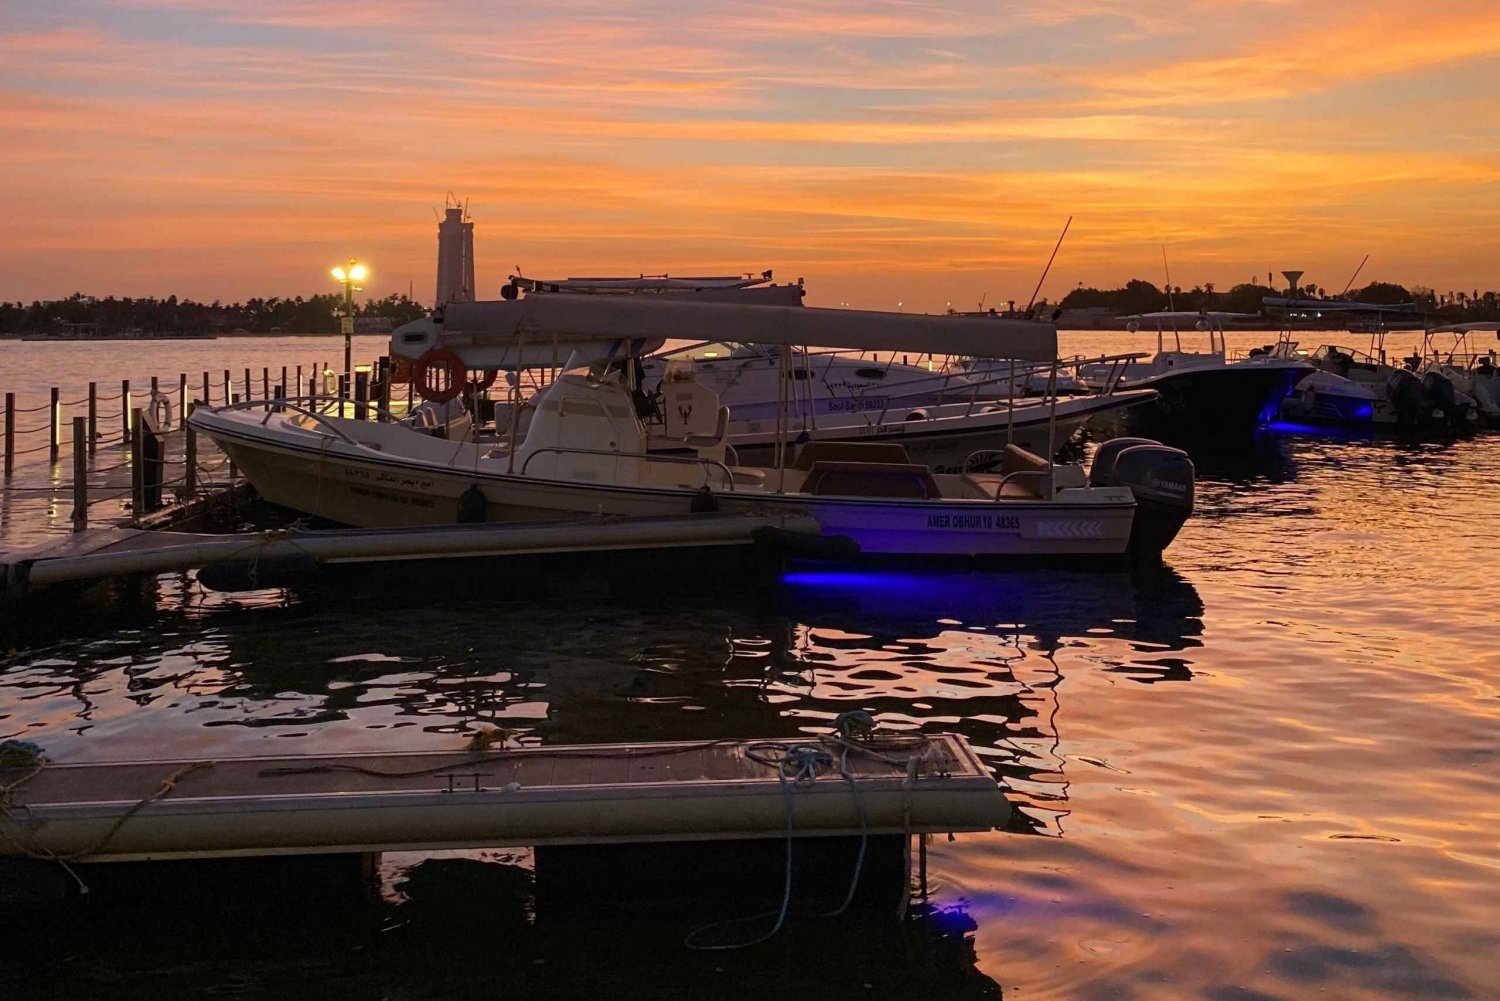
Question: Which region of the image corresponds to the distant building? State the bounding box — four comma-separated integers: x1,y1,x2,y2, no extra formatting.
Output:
435,201,475,306
353,316,394,334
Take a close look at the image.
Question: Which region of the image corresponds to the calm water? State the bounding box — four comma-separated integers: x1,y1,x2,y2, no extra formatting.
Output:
1,335,1497,999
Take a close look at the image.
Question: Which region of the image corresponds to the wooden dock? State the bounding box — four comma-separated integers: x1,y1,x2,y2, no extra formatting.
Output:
0,734,1006,863
0,512,842,601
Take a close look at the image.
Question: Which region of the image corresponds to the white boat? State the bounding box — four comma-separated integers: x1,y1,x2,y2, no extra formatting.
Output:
1078,312,1313,437
1280,327,1482,432
1420,322,1500,424
193,295,1196,563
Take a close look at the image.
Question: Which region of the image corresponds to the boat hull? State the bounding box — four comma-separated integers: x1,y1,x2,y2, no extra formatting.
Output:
203,416,1139,560
1115,365,1308,440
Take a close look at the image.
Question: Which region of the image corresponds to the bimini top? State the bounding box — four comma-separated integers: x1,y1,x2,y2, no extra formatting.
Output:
1262,296,1420,313
1429,322,1500,334
392,293,1058,370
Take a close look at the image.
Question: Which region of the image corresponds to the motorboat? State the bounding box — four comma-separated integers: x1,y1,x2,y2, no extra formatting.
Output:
193,294,1196,563
1419,322,1500,425
1280,328,1481,433
1077,312,1312,438
499,272,1153,462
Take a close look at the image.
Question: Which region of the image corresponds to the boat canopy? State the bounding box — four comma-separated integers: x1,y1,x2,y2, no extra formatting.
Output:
393,294,1058,369
1262,296,1420,313
1122,311,1260,322
1429,322,1500,334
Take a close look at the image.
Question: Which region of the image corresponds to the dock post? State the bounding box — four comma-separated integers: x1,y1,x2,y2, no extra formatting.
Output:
4,392,14,477
71,416,87,533
150,375,159,408
280,365,288,399
178,374,187,428
354,367,369,420
378,356,391,420
262,367,270,400
141,410,164,512
87,382,97,455
223,369,231,405
296,365,303,403
121,379,131,443
49,387,60,463
202,372,210,409
130,407,144,521
244,368,252,403
184,402,197,495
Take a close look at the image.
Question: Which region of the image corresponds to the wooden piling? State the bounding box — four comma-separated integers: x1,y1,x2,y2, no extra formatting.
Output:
71,416,87,533
243,368,251,403
202,372,211,410
49,387,60,463
130,406,144,521
223,369,231,405
87,382,97,455
262,366,270,400
4,392,14,478
184,402,197,495
121,379,131,442
178,374,188,427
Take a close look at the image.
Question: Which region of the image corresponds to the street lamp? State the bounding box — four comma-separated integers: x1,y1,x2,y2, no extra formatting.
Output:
331,259,367,403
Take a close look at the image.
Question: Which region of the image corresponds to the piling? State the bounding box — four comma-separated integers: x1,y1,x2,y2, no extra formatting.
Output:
184,402,197,495
49,387,60,463
223,370,231,405
3,393,13,480
354,368,370,420
130,407,144,520
243,368,251,403
71,417,87,533
377,356,392,417
178,374,187,427
262,367,270,400
121,379,131,442
87,382,97,455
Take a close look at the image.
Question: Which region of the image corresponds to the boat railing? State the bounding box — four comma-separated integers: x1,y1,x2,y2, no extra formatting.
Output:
520,446,736,491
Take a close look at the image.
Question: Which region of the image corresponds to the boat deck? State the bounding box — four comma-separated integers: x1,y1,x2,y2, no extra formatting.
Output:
0,734,1007,862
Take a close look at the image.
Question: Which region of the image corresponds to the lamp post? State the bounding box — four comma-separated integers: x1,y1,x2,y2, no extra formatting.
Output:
331,260,367,405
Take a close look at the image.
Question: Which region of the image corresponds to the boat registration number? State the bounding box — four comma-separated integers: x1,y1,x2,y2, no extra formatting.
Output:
927,513,1020,531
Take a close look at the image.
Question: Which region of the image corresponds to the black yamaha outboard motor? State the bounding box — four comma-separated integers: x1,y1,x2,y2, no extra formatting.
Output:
1389,369,1427,436
1089,437,1195,562
1421,369,1465,431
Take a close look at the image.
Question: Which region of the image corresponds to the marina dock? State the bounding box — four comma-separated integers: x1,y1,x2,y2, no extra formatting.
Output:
0,512,840,602
0,733,1005,864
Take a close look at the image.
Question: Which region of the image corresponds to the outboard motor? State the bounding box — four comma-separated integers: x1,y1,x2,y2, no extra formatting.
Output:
1089,437,1195,561
1388,369,1427,436
1421,369,1464,430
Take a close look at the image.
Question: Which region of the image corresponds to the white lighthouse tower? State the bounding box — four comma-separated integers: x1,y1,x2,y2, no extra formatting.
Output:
435,196,475,305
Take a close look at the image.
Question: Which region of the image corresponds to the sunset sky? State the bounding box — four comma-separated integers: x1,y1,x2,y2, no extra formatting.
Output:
2,0,1497,311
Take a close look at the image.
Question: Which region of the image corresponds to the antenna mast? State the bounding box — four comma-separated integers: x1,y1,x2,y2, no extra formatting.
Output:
1025,216,1072,315
1339,254,1370,297
1161,245,1175,311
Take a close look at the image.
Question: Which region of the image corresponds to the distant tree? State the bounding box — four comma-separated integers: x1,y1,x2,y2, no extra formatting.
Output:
1353,281,1413,305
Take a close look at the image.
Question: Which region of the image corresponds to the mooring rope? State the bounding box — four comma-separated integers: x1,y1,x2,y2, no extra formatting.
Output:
0,742,215,892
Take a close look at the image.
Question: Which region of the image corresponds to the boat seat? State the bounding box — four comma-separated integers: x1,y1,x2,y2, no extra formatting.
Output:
730,467,767,487
995,443,1050,476
793,441,913,470
961,472,1045,500
802,460,941,499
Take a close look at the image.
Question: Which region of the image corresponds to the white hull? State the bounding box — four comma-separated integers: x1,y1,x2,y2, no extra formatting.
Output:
198,409,1139,559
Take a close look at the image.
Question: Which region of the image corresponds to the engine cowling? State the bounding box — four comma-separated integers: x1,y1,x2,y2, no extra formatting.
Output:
1090,437,1195,560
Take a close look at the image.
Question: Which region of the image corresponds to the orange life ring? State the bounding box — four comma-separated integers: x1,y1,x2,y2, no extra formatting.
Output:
413,348,467,403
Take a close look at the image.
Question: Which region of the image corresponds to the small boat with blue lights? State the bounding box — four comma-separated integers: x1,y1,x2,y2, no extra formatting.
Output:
192,293,1196,563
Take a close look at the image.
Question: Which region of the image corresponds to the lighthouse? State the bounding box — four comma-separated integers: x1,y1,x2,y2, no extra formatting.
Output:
435,199,475,305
